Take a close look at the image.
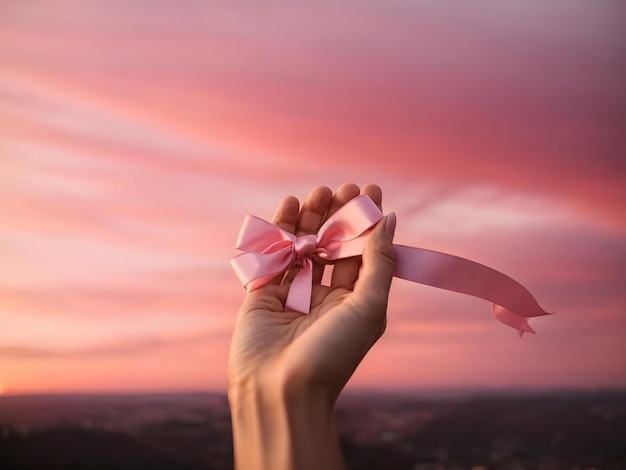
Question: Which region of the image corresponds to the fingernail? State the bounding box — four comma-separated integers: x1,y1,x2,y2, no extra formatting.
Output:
385,212,396,234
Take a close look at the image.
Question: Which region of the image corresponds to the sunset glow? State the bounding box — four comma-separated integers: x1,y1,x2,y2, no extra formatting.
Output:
1,0,625,394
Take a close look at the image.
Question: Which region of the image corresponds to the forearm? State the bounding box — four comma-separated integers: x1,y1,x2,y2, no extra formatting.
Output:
228,376,344,470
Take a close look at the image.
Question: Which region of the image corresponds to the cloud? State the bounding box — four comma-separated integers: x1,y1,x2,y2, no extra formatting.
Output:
0,329,228,360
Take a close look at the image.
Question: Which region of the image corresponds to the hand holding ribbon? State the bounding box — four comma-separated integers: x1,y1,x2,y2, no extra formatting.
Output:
231,193,551,337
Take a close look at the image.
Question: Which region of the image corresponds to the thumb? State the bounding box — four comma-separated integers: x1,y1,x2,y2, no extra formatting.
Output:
352,213,397,310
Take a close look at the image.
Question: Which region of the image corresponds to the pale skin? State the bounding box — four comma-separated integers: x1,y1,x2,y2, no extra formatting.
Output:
228,183,397,470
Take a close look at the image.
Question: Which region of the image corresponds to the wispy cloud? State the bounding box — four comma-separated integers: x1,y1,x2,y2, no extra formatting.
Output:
0,330,228,360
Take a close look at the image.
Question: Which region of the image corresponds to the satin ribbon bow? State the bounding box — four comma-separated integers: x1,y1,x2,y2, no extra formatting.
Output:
231,195,551,336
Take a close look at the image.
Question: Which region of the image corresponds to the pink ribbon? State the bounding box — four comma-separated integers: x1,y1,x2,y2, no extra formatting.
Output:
231,195,552,336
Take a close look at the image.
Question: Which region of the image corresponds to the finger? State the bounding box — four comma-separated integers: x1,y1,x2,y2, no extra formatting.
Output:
325,182,360,220
326,183,361,288
351,212,396,316
330,184,383,290
271,195,300,233
268,195,299,284
361,183,383,210
296,186,333,284
296,186,333,235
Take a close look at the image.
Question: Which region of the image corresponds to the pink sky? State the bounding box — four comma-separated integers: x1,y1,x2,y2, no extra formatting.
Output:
1,0,625,394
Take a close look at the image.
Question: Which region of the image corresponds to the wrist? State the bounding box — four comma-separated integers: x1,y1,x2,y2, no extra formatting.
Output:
228,370,344,470
228,373,289,470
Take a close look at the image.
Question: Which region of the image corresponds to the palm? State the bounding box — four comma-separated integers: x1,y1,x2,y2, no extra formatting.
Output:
229,282,355,388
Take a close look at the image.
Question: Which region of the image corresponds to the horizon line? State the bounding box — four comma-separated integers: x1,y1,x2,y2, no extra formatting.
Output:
2,386,625,399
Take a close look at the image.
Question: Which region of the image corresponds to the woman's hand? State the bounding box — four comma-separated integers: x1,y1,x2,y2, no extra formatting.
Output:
228,183,396,470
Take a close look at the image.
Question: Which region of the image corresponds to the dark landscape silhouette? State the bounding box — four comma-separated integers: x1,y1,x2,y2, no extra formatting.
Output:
1,390,624,469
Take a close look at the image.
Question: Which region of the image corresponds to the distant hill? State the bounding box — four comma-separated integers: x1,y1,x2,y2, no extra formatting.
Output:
1,390,625,469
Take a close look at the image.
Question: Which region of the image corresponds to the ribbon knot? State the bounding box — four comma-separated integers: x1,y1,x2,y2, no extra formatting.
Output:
293,234,318,266
231,195,552,336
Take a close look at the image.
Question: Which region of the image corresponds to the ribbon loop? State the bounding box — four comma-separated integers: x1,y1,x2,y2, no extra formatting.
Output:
231,195,552,336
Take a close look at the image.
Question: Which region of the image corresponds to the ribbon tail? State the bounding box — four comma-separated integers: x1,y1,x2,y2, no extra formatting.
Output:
492,304,536,338
393,245,552,335
285,260,313,314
